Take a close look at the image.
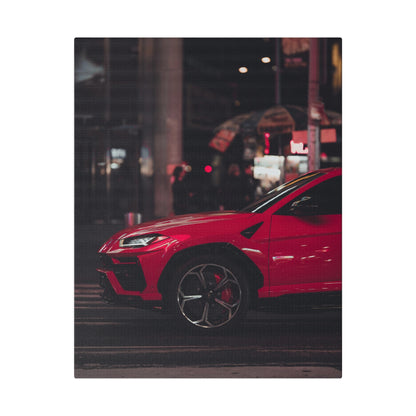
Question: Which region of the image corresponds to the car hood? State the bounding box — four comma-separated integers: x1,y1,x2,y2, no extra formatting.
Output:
110,211,256,241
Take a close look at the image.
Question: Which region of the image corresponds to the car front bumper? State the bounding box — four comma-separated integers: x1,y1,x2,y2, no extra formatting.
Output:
96,252,165,303
98,271,162,308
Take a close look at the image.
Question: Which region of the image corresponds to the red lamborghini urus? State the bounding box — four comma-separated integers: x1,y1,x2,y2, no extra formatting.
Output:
97,168,342,331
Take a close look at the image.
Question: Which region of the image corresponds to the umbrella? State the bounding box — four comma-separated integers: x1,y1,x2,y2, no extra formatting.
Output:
209,105,341,152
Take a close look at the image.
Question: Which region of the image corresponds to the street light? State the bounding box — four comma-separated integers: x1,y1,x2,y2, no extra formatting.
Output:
238,66,248,74
261,56,271,63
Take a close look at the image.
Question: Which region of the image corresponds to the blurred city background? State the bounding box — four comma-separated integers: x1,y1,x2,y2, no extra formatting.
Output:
75,38,342,226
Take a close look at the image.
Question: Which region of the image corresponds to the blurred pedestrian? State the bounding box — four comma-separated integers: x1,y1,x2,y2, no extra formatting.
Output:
219,163,250,211
243,163,257,205
171,165,190,215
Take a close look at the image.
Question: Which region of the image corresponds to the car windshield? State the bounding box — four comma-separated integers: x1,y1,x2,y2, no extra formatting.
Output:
239,171,324,213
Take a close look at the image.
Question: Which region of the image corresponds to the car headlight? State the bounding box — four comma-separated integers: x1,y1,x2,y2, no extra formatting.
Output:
119,234,167,248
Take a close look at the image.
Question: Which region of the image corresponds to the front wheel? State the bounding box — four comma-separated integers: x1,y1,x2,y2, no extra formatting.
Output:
168,255,250,331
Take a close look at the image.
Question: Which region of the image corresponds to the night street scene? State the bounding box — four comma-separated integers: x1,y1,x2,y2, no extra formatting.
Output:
6,2,416,414
74,37,342,378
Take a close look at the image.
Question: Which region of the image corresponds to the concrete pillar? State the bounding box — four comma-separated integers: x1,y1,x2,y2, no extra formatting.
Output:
153,38,183,218
138,38,156,221
103,38,112,222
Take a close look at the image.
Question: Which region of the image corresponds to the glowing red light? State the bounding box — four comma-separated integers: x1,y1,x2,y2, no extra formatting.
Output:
204,165,213,173
264,133,270,155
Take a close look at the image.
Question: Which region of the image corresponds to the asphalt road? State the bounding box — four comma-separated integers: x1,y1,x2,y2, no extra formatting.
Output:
74,283,342,378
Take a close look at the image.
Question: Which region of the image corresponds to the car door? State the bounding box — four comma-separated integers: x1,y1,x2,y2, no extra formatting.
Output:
268,175,342,295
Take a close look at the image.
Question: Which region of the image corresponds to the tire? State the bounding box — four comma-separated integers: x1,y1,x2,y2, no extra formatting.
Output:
167,254,250,331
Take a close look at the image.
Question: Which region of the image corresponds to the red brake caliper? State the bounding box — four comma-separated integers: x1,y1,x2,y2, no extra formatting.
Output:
214,273,232,303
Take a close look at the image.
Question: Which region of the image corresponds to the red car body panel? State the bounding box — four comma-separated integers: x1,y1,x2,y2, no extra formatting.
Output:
97,168,342,303
269,214,341,290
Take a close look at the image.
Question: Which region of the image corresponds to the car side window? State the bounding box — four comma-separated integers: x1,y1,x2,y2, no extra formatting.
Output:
277,176,342,216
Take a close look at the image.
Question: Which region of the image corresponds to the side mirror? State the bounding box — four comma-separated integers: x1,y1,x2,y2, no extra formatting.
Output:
289,197,318,216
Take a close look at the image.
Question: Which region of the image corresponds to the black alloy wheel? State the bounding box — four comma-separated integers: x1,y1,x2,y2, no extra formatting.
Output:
168,255,250,331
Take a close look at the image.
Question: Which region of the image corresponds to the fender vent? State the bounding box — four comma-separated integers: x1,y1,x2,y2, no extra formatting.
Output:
241,222,263,239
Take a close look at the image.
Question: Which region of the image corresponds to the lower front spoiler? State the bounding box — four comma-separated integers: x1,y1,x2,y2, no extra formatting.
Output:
98,272,162,310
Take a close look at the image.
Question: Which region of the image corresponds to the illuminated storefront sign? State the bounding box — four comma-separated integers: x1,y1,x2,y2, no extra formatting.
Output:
254,155,284,190
291,130,308,154
320,128,337,143
290,128,337,154
290,140,308,154
209,129,236,152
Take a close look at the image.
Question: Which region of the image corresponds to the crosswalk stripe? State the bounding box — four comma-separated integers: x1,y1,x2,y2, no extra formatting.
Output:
75,345,341,354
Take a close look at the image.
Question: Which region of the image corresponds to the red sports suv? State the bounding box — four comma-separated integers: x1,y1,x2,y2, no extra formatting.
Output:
97,168,342,331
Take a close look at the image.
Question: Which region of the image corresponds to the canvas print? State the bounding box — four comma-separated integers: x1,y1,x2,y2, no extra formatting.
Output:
75,38,342,378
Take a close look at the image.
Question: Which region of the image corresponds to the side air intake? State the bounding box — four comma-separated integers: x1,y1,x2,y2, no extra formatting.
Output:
240,222,263,239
